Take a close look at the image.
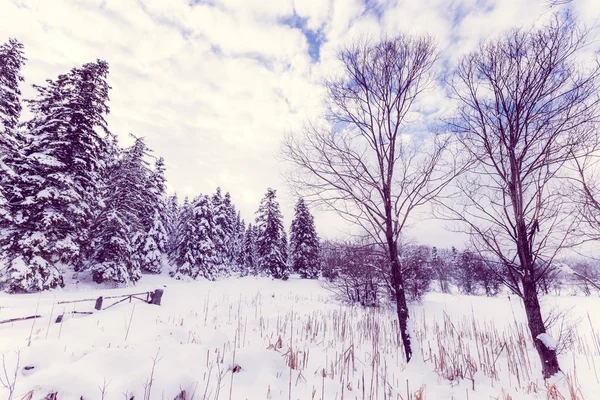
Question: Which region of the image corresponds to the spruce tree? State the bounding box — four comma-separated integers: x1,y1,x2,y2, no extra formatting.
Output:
149,157,166,196
223,191,239,265
233,213,246,267
89,138,148,283
255,188,288,280
171,195,219,280
281,230,289,267
2,60,111,291
164,194,180,253
138,156,167,273
140,209,168,274
169,196,191,268
211,187,228,266
0,38,25,133
289,198,320,278
242,223,256,275
0,38,26,252
90,206,139,284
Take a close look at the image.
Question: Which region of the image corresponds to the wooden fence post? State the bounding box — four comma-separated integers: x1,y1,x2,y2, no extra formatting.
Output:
149,289,164,306
95,297,103,311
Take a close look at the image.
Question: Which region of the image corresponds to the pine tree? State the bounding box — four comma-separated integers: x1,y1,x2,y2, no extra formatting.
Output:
0,41,53,295
140,210,168,274
2,60,111,291
289,198,320,279
138,156,167,273
233,213,246,267
223,191,239,264
149,157,166,197
255,188,288,280
242,223,256,275
90,207,140,284
211,187,228,267
89,138,149,284
0,38,26,250
0,38,25,133
164,194,180,253
171,195,219,280
169,197,191,269
281,229,289,267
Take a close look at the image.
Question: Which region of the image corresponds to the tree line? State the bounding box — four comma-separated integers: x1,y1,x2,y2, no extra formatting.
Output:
0,40,321,292
167,188,320,281
321,239,600,305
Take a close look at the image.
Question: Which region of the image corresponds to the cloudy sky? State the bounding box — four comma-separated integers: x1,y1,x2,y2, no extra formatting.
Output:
2,0,599,247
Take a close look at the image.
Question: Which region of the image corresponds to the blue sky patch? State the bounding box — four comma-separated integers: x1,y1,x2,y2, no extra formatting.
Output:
281,13,326,63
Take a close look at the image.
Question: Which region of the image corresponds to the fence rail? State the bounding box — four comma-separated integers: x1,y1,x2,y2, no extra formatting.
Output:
0,288,164,325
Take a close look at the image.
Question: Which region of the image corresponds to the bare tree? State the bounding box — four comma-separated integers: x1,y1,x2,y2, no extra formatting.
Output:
443,14,600,378
563,137,600,291
571,152,600,236
284,34,456,362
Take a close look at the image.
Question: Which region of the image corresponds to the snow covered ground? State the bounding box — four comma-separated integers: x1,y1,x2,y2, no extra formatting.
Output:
0,275,599,400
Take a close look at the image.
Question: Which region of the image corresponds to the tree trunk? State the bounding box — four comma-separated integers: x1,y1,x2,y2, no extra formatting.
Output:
522,274,560,378
388,239,412,362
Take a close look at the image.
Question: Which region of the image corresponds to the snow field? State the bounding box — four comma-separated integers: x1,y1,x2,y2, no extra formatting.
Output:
0,276,599,400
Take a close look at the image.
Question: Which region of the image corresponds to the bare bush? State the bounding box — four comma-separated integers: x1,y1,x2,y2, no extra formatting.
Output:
570,261,600,295
322,239,437,306
322,239,388,307
398,244,435,302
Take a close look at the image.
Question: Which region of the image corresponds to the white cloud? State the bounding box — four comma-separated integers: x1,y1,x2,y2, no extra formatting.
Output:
1,0,599,247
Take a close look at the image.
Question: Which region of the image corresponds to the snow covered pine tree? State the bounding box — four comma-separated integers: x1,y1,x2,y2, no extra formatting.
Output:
88,137,151,284
232,211,246,268
242,223,257,275
139,156,168,274
223,191,244,270
0,38,26,252
2,59,111,292
255,188,289,280
164,194,180,254
171,195,219,280
289,198,320,278
211,187,229,270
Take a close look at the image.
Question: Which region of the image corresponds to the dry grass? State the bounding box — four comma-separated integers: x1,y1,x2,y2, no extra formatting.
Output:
7,289,598,399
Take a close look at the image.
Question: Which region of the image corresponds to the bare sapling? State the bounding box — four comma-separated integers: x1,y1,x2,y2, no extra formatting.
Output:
0,350,20,400
143,348,162,400
98,378,111,400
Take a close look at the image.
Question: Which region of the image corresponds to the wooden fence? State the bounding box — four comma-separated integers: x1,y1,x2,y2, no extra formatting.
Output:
0,289,164,325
